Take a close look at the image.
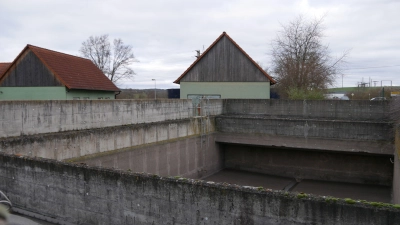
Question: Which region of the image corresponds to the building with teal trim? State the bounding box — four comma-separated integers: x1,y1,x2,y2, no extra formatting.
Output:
0,45,119,100
174,32,276,99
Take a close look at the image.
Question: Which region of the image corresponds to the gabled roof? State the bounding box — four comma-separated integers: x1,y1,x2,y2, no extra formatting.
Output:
0,63,11,76
174,32,276,84
0,45,119,92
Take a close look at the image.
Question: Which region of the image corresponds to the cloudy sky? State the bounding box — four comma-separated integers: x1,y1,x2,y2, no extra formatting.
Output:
0,0,399,89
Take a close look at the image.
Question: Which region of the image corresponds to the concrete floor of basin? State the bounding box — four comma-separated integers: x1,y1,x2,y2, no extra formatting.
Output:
203,169,391,203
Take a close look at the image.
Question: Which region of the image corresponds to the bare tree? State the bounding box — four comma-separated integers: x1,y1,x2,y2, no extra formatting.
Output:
271,16,348,98
80,34,137,83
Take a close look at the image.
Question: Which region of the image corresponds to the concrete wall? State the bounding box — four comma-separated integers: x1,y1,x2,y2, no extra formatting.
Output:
1,153,399,225
215,133,393,155
216,115,392,141
180,82,270,99
76,134,222,179
223,144,393,186
0,99,223,138
394,125,400,204
222,99,390,121
1,117,215,161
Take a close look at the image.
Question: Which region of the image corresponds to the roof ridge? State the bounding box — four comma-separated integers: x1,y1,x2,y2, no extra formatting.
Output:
27,44,91,61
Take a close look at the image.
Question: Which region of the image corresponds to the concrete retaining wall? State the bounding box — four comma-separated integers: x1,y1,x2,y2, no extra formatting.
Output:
394,125,400,204
223,99,389,121
216,115,392,141
75,134,222,179
0,99,223,138
1,153,399,225
0,117,215,161
223,144,393,186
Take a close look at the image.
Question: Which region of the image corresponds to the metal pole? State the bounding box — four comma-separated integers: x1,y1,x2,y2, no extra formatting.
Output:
342,74,343,88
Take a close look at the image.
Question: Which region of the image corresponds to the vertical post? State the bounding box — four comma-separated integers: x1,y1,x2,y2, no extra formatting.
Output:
152,79,156,100
342,74,344,88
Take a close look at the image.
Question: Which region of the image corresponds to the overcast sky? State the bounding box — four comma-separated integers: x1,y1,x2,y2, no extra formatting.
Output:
0,0,399,89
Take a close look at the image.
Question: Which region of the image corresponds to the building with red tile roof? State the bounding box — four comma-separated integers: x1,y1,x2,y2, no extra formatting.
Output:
174,32,275,99
0,63,11,76
0,45,119,100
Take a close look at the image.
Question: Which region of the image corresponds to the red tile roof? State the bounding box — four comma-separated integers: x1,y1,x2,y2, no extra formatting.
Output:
0,45,119,92
0,63,11,77
174,32,276,84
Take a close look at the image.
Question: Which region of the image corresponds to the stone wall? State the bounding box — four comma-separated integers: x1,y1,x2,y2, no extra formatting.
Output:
1,153,399,225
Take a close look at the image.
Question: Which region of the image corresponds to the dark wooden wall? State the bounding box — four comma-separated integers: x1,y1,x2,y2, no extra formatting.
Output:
180,36,270,82
0,50,63,87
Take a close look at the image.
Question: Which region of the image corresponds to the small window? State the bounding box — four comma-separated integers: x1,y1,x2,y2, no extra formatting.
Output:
98,97,103,100
73,97,80,100
83,97,89,100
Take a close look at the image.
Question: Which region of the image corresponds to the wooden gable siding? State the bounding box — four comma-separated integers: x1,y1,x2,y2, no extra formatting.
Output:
180,36,269,82
0,50,63,87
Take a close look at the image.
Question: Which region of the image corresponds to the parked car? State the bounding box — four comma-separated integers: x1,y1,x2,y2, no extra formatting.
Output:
370,97,387,101
340,96,350,100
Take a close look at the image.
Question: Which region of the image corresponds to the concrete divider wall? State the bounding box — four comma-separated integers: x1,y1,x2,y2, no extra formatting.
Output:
223,144,393,186
216,115,392,141
1,117,215,161
75,134,222,179
223,99,390,121
0,99,224,138
0,153,399,225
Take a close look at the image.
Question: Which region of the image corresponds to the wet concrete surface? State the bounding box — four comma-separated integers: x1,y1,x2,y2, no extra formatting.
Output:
204,169,392,203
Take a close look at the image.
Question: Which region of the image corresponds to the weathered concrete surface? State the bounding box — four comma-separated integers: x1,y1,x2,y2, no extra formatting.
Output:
223,144,393,186
223,99,389,121
216,115,392,141
0,99,223,138
204,169,392,203
394,125,400,204
0,117,215,160
394,152,400,204
215,133,393,155
1,153,399,225
72,134,222,179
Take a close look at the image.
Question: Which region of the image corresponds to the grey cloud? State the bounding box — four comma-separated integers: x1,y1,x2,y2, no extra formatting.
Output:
0,0,399,89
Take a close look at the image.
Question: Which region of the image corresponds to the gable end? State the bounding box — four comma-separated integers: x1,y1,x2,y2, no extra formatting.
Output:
0,49,63,87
